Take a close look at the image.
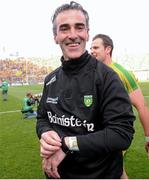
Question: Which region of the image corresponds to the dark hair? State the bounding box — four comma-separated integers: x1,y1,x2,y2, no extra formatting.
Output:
26,92,32,97
92,34,114,56
52,1,89,35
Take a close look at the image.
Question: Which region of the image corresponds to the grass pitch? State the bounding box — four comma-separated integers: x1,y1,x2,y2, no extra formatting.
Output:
0,82,149,178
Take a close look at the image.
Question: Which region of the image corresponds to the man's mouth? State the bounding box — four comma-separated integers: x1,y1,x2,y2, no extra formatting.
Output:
65,42,80,46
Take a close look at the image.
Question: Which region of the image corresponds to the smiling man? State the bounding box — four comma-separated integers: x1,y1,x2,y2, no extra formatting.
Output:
53,8,89,60
36,1,135,179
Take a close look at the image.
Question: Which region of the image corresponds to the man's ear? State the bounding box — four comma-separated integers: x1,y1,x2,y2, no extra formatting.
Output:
106,46,112,55
54,36,59,44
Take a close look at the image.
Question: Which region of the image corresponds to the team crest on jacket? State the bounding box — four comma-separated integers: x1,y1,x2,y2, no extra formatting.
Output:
84,95,93,107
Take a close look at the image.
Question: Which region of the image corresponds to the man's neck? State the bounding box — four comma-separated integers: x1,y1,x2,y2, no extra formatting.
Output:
104,56,112,65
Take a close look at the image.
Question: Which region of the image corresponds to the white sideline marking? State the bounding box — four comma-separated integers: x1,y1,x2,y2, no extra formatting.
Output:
0,110,21,114
0,96,149,114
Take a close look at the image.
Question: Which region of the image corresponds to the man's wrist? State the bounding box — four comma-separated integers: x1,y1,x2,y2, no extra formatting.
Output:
61,136,79,154
145,136,149,142
61,137,73,155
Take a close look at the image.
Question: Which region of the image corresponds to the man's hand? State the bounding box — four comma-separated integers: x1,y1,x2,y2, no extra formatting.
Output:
42,148,66,179
40,130,62,158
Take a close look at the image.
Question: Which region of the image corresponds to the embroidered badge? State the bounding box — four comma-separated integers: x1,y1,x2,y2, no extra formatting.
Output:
84,95,93,107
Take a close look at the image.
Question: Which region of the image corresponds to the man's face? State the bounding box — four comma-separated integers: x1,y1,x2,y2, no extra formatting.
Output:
90,38,107,63
54,10,89,60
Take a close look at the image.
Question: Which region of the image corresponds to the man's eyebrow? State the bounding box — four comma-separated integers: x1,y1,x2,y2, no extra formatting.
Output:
59,23,85,28
91,46,98,49
75,23,85,26
59,24,69,28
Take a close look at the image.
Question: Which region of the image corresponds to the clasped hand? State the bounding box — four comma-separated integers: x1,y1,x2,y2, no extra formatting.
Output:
40,130,66,178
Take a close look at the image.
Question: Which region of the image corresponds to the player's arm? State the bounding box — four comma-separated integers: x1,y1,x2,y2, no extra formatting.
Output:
129,88,149,137
129,88,149,153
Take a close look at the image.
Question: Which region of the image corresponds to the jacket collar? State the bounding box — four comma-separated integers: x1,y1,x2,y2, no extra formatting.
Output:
61,51,90,73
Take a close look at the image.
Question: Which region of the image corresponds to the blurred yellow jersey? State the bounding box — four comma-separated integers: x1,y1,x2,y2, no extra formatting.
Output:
109,62,139,93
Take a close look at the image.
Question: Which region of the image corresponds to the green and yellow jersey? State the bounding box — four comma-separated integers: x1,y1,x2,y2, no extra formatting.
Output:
109,62,139,94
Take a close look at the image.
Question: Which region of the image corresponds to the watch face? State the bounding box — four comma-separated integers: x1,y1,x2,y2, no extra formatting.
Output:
72,140,77,148
69,137,79,151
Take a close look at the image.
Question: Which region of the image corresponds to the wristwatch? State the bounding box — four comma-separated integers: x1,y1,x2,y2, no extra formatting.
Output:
61,137,73,155
68,137,79,151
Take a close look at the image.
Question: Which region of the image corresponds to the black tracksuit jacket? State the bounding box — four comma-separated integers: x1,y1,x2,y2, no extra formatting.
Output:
36,51,135,179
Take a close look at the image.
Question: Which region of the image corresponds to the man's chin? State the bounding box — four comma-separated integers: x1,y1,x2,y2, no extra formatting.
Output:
66,52,83,60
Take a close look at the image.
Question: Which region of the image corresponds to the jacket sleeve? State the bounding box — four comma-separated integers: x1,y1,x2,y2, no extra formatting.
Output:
77,71,135,156
36,78,52,139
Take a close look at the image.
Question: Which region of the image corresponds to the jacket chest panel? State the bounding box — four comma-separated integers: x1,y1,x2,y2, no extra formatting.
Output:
45,73,98,122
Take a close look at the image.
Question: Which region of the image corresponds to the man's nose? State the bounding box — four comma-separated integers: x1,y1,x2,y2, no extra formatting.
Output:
68,28,78,39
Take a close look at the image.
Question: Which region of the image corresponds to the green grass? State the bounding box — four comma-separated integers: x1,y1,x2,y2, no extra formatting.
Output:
125,82,149,179
0,83,149,178
0,84,45,179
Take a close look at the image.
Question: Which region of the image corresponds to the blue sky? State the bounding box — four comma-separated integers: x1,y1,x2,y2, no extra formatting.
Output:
0,0,148,57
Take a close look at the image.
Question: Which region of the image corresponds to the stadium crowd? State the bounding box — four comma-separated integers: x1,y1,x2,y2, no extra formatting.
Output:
0,58,53,85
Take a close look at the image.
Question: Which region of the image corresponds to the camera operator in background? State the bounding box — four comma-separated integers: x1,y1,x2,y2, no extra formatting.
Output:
32,93,42,107
21,92,37,119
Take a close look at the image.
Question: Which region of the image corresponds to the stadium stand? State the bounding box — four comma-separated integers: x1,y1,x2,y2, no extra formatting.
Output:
0,57,53,85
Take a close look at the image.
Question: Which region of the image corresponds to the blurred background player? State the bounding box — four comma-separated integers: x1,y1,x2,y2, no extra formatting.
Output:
0,79,9,101
90,33,149,179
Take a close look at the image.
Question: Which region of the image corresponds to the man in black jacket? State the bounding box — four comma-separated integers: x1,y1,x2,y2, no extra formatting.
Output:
36,1,135,179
